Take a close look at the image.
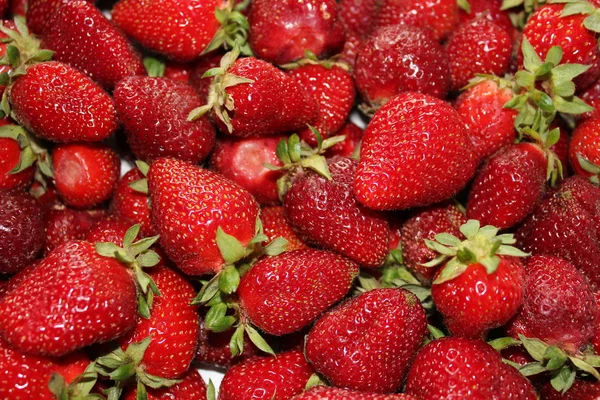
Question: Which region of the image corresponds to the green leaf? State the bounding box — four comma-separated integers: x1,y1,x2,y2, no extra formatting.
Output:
136,160,150,176
309,125,324,152
9,146,36,174
480,256,500,274
519,362,547,377
487,337,521,351
545,46,563,66
551,364,576,393
519,335,548,362
137,371,181,389
554,95,594,115
123,225,141,250
459,220,480,239
218,265,240,295
276,138,291,165
207,380,216,400
562,1,595,17
570,356,600,380
305,373,325,390
138,293,151,319
48,373,68,400
109,363,136,381
299,155,331,180
521,37,543,73
501,0,524,9
143,57,166,78
104,386,123,400
496,245,530,257
427,324,445,339
126,336,152,366
129,236,160,257
583,355,600,367
552,63,591,85
137,251,160,268
6,45,20,68
136,380,148,400
288,134,302,163
545,346,568,370
95,242,123,258
244,325,275,355
193,275,221,305
129,179,149,194
216,227,246,265
229,324,245,357
457,0,471,13
584,11,600,32
515,71,535,89
425,240,455,256
205,303,237,332
263,237,289,256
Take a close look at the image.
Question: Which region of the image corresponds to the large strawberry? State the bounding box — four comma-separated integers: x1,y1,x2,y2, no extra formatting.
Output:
354,92,478,211
306,288,427,393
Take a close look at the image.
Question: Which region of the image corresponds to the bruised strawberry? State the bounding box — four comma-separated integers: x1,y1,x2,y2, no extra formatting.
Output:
570,117,600,180
261,206,308,251
325,122,363,158
44,207,105,254
122,369,207,400
110,167,155,237
293,387,417,400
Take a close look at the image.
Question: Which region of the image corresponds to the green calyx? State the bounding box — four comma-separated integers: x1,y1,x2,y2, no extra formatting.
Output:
95,224,161,319
48,362,104,400
552,0,600,34
424,220,529,284
577,153,600,185
203,0,253,56
0,124,52,177
128,160,150,195
143,57,166,78
280,50,350,71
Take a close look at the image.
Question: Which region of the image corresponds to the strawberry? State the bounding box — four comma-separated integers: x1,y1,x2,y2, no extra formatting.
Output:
541,379,600,399
114,76,216,164
354,25,450,111
122,369,207,400
0,190,44,274
306,288,427,393
162,62,192,83
496,362,539,400
52,142,121,208
210,135,285,205
354,92,478,211
247,0,345,65
40,0,145,90
196,319,260,367
219,351,315,400
284,156,390,268
570,117,600,182
238,249,358,336
506,255,597,354
325,122,363,158
110,166,156,237
0,20,16,96
458,0,515,39
30,180,61,208
0,135,34,190
592,292,600,353
580,77,600,120
188,52,222,100
261,206,308,251
292,387,418,400
87,216,133,246
147,157,260,275
10,0,26,16
26,0,93,35
339,0,381,39
445,18,512,91
0,240,137,356
9,61,118,143
44,207,106,254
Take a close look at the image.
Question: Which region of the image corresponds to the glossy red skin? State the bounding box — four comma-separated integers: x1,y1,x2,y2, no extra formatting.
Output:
516,176,600,288
496,362,538,400
521,4,600,91
261,206,308,251
458,0,516,39
377,0,459,41
188,52,222,101
339,33,362,69
446,19,512,91
210,135,284,206
0,21,14,96
86,216,132,246
52,142,120,208
163,62,192,83
355,92,479,211
290,65,355,145
195,319,260,368
148,158,260,276
41,1,144,90
339,0,381,39
0,137,34,190
467,143,548,229
123,369,207,400
592,292,600,354
325,122,364,158
285,156,390,268
216,57,319,137
580,78,600,120
507,255,597,354
456,80,516,160
432,257,525,339
219,351,315,400
570,118,600,178
401,203,466,283
542,379,600,399
306,289,427,393
110,168,155,237
27,0,93,35
0,241,137,357
112,0,224,62
118,266,199,378
0,191,44,274
10,62,118,143
293,387,417,399
114,76,216,164
248,0,345,65
30,181,62,209
238,249,358,335
355,25,449,109
44,207,106,254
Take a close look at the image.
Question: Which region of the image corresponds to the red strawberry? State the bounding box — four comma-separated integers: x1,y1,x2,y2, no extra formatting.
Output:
591,292,600,353
26,0,93,35
0,135,34,190
354,92,478,211
0,190,44,274
87,216,132,246
219,351,315,400
541,379,600,400
551,123,571,176
338,33,362,69
10,0,26,16
210,135,285,205
580,77,600,120
188,52,222,100
496,362,539,400
110,167,155,237
9,61,118,143
454,78,517,160
111,0,224,62
52,142,120,208
248,0,345,65
30,180,61,209
40,0,145,89
0,241,137,356
306,288,427,393
339,0,381,39
293,387,417,400
261,206,308,251
0,20,16,96
570,117,600,180
506,255,597,354
44,207,106,254
196,319,260,368
355,25,450,110
445,18,512,91
325,122,363,158
122,369,207,400
458,0,515,39
148,157,260,275
238,249,358,336
284,156,390,268
162,62,192,83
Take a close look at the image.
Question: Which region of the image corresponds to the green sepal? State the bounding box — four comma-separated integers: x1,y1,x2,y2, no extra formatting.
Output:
488,337,521,351
551,364,577,393
545,346,568,370
229,324,246,357
244,325,275,356
207,380,217,400
137,370,181,390
518,335,548,362
578,154,600,175
457,0,471,12
263,237,289,256
218,265,241,295
519,362,547,377
427,324,446,339
216,227,246,265
136,380,148,400
305,373,326,390
143,57,166,78
103,386,123,400
205,302,237,332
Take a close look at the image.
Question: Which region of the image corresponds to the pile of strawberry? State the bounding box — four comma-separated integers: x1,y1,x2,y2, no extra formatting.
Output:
1,0,600,399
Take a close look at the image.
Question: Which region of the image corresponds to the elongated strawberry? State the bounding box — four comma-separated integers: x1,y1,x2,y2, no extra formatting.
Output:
122,369,207,400
261,206,308,251
110,165,155,237
570,117,600,182
306,288,427,393
293,387,417,400
354,92,478,211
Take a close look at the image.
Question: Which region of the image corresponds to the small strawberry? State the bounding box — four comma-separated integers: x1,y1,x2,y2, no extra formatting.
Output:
261,206,308,251
219,351,315,400
458,0,515,39
196,319,260,368
293,387,417,400
87,216,133,246
325,122,363,158
354,91,478,211
26,0,93,35
570,117,600,182
122,369,207,400
306,288,427,393
110,164,155,237
44,207,106,254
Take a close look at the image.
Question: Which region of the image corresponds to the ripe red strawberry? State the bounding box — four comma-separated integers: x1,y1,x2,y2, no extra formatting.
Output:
10,0,26,16
338,33,362,69
219,351,315,400
339,0,381,39
110,167,155,237
591,292,600,353
40,0,145,89
188,52,222,100
0,241,137,356
44,207,106,254
52,142,120,208
570,117,600,179
147,157,260,275
466,143,548,229
306,288,427,393
0,135,34,190
238,249,358,335
210,135,285,205
0,190,44,274
458,0,515,39
354,92,478,210
248,0,345,65
30,180,62,209
293,387,417,399
26,0,93,35
261,206,308,251
196,319,260,367
162,62,192,83
542,379,600,400
400,202,466,283
445,18,512,91
496,362,539,400
580,78,600,120
284,156,390,268
429,220,526,339
86,216,132,246
454,79,517,160
551,123,571,175
111,0,224,62
355,25,450,110
289,64,355,145
506,255,597,354
0,20,16,96
122,369,207,400
9,61,118,143
376,0,459,41
325,122,363,158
